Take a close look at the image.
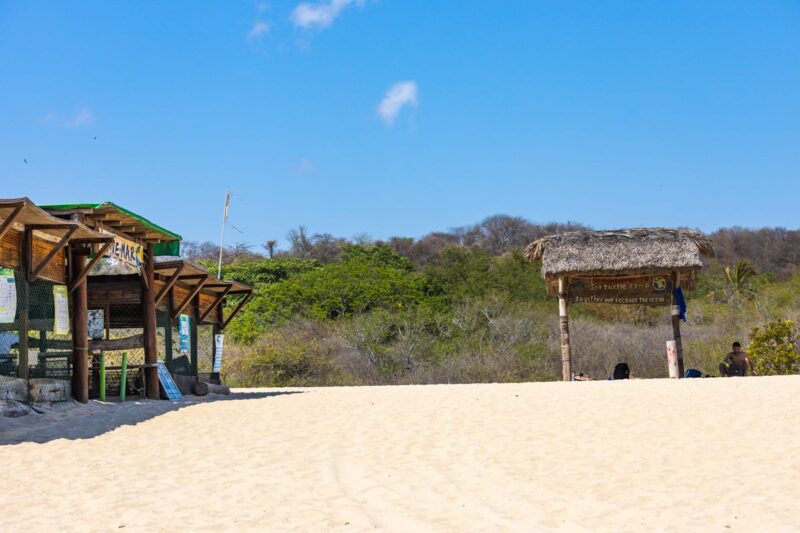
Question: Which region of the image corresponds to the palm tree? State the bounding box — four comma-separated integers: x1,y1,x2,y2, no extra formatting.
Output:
724,260,757,300
264,240,277,259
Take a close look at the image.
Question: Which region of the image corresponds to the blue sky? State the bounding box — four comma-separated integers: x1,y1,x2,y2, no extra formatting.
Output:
1,1,799,250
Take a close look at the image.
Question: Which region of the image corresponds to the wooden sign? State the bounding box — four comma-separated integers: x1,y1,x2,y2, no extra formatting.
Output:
567,274,672,306
104,235,144,269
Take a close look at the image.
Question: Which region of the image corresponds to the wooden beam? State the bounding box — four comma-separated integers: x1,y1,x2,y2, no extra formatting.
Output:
154,260,184,271
154,263,185,306
29,226,77,281
142,243,159,399
172,275,209,318
558,276,572,381
70,247,89,403
69,240,113,292
26,223,78,230
221,291,252,330
199,284,232,323
0,202,25,242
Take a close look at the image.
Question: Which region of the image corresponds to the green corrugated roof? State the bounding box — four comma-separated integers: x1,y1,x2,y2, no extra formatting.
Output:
41,202,181,240
40,202,182,256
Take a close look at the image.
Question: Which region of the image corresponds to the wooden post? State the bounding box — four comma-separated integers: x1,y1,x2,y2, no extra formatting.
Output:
16,229,31,380
142,243,159,399
671,273,685,378
164,292,173,373
558,276,572,381
70,247,89,403
671,306,684,378
38,329,47,377
190,311,198,377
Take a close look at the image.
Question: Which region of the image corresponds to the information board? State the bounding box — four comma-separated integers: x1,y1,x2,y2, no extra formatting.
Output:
157,362,183,400
53,285,70,334
0,268,16,323
567,274,672,306
213,334,224,373
178,314,191,354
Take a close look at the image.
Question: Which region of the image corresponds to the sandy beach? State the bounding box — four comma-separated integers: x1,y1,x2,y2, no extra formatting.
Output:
2,376,799,532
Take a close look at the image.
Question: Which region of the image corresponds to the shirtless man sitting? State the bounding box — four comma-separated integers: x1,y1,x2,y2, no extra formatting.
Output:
719,342,755,377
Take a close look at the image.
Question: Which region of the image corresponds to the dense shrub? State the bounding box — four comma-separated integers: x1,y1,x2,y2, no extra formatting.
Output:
748,319,800,375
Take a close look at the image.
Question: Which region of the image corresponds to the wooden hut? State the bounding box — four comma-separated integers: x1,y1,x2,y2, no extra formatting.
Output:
40,202,253,400
524,228,714,380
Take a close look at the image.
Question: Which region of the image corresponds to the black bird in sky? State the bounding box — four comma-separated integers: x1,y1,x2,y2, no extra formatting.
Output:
23,159,28,164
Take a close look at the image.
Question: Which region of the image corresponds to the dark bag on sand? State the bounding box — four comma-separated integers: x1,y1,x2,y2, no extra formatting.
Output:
613,363,630,380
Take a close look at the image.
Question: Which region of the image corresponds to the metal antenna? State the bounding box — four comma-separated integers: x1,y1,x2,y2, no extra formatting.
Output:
217,190,230,279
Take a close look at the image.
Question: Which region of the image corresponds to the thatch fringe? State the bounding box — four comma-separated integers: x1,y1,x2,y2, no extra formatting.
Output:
524,227,714,277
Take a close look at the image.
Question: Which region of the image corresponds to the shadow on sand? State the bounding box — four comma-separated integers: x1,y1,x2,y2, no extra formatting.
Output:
0,390,303,445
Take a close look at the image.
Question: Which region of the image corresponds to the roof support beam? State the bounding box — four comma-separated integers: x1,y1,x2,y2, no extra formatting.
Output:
69,239,113,292
199,284,232,323
28,225,77,282
0,201,25,242
221,291,252,330
154,262,186,306
172,275,209,319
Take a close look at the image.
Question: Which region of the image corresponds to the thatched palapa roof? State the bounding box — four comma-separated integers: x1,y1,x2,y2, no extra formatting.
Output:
524,228,714,278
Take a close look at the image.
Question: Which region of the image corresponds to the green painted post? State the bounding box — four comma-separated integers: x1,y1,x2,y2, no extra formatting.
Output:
99,353,106,402
120,352,128,402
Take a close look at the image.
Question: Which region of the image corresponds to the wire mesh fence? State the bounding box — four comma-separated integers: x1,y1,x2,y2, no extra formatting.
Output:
0,268,74,382
197,324,215,382
85,301,147,399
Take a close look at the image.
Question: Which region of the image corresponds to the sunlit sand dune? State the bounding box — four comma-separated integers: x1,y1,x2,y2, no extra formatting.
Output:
2,376,799,532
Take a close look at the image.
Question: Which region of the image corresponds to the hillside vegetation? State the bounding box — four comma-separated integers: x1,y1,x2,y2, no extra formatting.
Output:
184,216,800,386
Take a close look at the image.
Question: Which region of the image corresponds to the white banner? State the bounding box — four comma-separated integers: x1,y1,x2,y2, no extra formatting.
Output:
0,268,16,323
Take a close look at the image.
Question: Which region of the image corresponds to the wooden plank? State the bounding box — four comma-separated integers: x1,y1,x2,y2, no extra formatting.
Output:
68,239,113,292
154,262,185,306
0,227,21,268
173,276,208,319
29,226,76,281
199,284,232,323
30,234,69,282
0,203,24,242
221,291,252,330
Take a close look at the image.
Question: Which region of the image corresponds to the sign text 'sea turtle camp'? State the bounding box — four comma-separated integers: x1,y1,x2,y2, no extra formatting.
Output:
567,275,672,305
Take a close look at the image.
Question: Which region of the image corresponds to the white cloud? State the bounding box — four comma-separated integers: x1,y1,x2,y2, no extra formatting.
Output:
247,20,270,41
40,106,95,128
293,158,315,175
377,81,418,126
291,0,364,29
